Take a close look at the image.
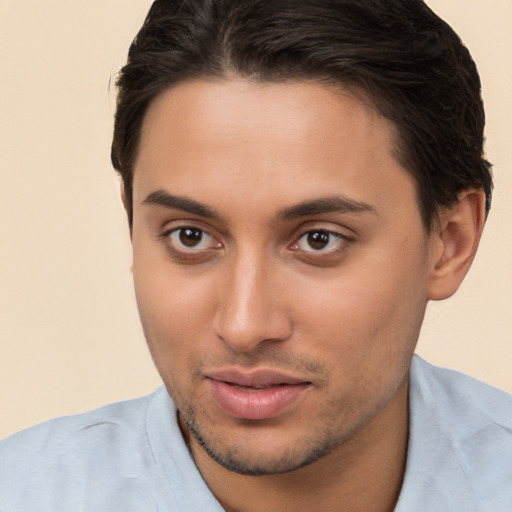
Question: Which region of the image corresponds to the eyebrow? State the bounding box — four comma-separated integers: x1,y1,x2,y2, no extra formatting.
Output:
278,196,377,221
143,190,222,219
143,190,377,222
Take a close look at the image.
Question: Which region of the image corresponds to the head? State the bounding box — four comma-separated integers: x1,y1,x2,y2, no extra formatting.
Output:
111,0,492,477
112,0,492,231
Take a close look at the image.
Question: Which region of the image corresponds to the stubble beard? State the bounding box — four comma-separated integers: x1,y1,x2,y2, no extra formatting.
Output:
177,394,373,477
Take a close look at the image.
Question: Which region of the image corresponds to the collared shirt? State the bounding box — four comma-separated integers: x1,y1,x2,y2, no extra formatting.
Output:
1,356,511,511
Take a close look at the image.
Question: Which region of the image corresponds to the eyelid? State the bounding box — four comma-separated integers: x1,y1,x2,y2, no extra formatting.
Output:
158,217,220,240
163,225,219,241
172,228,218,249
159,223,223,262
289,225,353,257
292,220,352,240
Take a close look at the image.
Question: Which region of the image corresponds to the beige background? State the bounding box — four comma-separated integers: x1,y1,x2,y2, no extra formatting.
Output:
1,0,511,439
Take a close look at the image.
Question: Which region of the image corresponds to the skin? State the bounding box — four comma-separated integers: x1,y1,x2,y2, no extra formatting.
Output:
129,79,485,512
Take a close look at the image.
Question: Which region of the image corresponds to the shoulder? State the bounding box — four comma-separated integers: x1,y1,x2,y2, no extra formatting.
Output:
1,390,155,455
411,355,512,434
0,387,223,511
406,356,512,511
0,389,165,511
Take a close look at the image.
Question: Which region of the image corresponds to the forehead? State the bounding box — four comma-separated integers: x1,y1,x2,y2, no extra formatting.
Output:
137,79,394,164
133,79,418,225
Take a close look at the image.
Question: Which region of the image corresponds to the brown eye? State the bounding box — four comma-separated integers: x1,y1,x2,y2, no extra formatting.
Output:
165,227,221,254
295,230,346,253
179,228,204,247
307,231,330,250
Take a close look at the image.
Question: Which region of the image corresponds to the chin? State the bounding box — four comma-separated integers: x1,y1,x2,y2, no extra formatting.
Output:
183,412,346,476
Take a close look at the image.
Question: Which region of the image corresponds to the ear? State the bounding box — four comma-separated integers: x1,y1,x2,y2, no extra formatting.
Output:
120,184,128,212
427,189,486,301
120,184,134,247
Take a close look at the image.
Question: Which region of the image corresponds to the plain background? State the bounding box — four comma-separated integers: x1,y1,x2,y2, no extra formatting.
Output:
1,0,511,439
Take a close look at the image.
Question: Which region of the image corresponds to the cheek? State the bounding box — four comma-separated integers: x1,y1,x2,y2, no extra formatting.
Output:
292,268,426,418
132,253,218,369
294,242,429,363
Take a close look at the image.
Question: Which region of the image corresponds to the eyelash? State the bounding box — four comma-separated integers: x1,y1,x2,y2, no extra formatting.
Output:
159,226,222,260
290,229,349,256
159,226,351,262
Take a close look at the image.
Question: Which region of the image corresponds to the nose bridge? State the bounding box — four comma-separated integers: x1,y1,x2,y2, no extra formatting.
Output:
214,247,290,352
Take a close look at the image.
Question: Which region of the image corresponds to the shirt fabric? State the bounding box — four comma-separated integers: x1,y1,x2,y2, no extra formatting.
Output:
1,355,511,511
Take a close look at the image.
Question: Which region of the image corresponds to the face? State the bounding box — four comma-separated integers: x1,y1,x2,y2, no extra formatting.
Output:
131,79,433,475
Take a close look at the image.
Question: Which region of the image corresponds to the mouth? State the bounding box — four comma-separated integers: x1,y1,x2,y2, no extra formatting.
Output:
206,369,312,421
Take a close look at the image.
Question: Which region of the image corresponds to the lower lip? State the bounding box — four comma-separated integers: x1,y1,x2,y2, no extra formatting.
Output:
208,379,310,420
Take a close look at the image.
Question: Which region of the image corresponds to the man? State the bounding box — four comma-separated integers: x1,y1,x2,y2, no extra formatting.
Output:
1,0,511,510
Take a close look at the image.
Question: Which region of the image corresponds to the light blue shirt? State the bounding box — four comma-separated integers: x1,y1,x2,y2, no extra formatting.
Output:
1,356,511,511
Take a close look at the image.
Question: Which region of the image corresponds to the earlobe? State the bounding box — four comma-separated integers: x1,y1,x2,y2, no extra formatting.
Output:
427,190,486,301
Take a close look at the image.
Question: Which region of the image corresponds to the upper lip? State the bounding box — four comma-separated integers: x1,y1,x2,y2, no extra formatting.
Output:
206,369,310,388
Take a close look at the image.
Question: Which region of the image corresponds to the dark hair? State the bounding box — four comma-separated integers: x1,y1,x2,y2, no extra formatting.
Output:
111,0,493,230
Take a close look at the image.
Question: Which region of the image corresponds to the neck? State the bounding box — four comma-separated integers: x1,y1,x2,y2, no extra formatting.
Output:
187,376,409,512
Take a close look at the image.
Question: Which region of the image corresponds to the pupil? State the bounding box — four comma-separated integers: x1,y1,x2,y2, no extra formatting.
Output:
308,231,329,250
179,228,203,247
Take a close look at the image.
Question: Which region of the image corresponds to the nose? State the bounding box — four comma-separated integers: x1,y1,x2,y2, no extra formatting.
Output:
213,252,293,353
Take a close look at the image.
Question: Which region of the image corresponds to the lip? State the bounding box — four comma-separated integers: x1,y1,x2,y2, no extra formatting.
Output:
206,369,311,420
